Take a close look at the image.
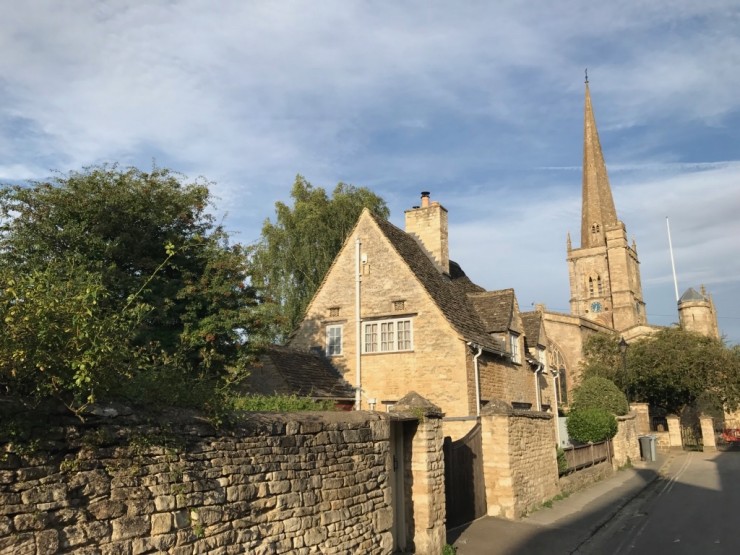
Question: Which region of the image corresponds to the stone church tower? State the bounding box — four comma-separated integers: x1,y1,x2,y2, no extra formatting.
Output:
567,81,646,332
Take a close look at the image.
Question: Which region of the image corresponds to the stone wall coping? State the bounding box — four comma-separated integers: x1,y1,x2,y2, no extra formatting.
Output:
392,391,444,419
0,398,393,443
617,412,636,422
442,416,479,422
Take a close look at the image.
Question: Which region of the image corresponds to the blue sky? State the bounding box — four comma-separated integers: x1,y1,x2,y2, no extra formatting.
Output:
2,1,739,343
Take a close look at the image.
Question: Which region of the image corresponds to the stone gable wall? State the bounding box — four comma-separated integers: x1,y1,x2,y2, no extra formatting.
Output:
291,214,470,416
1,408,443,555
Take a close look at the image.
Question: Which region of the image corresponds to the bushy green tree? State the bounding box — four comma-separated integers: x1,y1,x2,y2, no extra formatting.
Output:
567,408,618,443
0,165,265,412
571,376,629,416
581,329,740,415
248,175,389,340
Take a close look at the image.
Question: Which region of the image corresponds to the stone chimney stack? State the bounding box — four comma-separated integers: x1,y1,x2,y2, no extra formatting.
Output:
405,191,449,274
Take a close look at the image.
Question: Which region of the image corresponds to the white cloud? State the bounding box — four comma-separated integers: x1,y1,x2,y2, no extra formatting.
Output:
1,0,739,340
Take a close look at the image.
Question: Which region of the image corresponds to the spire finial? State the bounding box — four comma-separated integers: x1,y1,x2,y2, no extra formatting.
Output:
585,68,589,84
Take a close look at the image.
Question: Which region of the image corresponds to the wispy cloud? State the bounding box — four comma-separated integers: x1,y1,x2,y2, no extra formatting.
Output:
1,0,738,340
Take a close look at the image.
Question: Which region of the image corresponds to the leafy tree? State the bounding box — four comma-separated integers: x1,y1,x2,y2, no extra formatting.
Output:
567,407,618,443
249,175,389,340
581,328,740,415
571,376,629,416
0,165,265,412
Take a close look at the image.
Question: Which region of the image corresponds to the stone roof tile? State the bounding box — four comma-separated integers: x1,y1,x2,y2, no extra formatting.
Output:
247,346,355,399
370,213,504,354
467,289,516,333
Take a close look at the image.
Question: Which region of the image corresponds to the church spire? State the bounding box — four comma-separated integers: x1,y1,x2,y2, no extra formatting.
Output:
581,78,618,248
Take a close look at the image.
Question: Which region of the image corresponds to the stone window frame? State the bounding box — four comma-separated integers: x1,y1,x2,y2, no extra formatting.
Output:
326,324,343,356
362,317,413,354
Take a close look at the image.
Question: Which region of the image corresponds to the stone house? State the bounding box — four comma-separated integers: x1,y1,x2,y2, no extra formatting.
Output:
289,192,552,431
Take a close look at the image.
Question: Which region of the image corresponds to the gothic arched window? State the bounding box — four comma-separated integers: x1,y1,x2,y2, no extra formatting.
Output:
549,347,568,405
588,277,594,296
597,275,603,295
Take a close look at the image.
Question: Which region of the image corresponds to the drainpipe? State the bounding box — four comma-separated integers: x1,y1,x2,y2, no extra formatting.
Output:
468,342,483,417
552,370,561,447
355,238,362,410
533,363,544,412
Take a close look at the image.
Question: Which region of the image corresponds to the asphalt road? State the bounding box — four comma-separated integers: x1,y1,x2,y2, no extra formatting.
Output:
579,449,740,554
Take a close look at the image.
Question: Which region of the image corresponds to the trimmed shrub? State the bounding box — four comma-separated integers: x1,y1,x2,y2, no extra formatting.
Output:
571,377,629,416
566,407,618,443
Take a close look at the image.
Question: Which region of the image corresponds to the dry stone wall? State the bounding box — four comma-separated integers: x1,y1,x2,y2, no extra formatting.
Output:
480,407,559,519
1,406,402,555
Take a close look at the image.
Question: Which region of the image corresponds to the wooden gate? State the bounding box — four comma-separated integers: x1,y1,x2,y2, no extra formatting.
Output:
443,423,486,529
681,424,703,451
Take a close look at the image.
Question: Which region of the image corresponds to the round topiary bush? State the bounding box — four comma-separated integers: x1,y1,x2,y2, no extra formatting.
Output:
566,407,618,443
571,376,629,416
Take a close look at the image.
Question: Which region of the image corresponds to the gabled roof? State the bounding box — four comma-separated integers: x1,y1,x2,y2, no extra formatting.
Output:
521,311,544,350
369,212,504,354
246,346,355,400
521,311,541,343
467,289,516,334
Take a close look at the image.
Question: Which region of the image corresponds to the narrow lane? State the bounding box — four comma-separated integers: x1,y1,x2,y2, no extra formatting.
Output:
581,449,740,554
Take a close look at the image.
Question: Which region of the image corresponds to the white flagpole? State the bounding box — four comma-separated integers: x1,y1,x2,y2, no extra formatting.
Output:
666,217,680,302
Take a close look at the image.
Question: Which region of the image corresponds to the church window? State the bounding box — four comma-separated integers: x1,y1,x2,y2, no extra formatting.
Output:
591,223,600,234
597,276,603,295
549,347,568,405
588,277,594,296
558,368,568,405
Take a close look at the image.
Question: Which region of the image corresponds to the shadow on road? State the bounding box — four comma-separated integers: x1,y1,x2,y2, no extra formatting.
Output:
448,448,740,555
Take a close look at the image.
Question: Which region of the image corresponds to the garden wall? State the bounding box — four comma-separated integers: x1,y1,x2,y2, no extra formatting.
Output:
480,406,559,519
0,400,444,554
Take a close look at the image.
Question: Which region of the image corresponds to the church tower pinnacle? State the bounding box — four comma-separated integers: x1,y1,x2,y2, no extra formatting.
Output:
567,77,647,332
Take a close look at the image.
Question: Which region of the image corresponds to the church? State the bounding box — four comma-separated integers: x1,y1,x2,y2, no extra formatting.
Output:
537,78,720,402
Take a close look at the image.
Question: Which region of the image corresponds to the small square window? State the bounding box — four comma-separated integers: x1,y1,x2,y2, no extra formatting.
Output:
393,300,405,311
329,307,340,317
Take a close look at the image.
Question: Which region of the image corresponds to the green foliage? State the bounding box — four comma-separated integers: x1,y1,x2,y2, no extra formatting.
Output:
581,332,625,385
442,545,457,555
566,407,617,443
230,394,336,412
571,377,629,416
556,447,568,475
581,329,740,415
248,175,389,341
0,164,265,413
